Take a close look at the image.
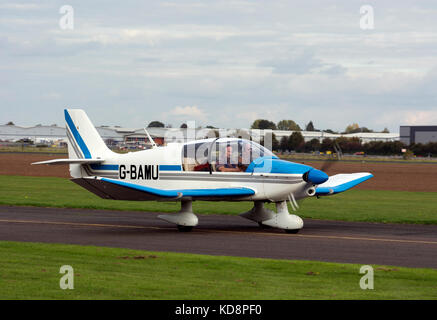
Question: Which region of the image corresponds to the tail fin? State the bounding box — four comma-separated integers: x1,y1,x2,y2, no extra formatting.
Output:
64,109,113,160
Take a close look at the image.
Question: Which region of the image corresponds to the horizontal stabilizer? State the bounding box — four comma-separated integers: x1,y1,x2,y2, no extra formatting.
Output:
32,158,105,165
315,172,373,196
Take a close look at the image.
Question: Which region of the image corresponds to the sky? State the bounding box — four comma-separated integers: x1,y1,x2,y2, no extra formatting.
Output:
1,0,437,132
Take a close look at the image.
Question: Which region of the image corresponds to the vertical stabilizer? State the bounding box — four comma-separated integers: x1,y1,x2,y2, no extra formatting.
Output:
65,109,112,159
64,109,113,177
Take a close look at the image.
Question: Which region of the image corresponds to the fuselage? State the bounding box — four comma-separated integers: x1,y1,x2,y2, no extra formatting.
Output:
76,138,324,202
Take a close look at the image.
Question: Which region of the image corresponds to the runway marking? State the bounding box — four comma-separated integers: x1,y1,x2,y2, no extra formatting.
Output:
0,219,171,231
1,218,437,246
209,229,437,245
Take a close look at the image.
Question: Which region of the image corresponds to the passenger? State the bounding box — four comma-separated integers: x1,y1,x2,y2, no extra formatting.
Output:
193,162,210,171
216,145,242,172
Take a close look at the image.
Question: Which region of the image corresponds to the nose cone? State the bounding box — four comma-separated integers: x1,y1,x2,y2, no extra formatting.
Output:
306,168,329,184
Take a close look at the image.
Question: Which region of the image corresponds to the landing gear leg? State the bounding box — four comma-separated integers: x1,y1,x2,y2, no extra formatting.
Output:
158,200,198,232
262,201,303,233
241,201,303,233
240,201,275,224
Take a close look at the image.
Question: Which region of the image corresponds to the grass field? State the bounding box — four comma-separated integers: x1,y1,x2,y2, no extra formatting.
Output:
1,241,437,299
1,175,436,224
0,146,68,154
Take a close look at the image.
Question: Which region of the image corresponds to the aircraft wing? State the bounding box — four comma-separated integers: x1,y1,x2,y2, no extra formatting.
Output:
32,159,105,165
315,172,373,196
72,177,256,201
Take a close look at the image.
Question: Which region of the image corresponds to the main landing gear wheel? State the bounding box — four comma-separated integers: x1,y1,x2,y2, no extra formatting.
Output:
177,225,193,232
258,222,271,229
241,201,304,232
157,200,198,231
285,229,300,234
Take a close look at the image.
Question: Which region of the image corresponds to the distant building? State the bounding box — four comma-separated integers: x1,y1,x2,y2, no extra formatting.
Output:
0,124,66,142
0,123,401,147
400,126,437,145
270,130,399,143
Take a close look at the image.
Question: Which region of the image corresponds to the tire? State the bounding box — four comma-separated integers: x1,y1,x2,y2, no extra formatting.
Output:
285,229,300,234
177,225,193,232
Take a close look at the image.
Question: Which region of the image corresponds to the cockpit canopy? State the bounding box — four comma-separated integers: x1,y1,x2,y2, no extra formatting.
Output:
182,138,277,172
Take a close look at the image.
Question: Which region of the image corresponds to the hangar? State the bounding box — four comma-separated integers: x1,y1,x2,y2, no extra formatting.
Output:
0,124,219,148
400,126,437,145
0,123,400,148
271,130,399,143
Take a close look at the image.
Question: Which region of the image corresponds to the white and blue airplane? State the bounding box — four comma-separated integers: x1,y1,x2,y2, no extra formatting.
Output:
33,109,373,233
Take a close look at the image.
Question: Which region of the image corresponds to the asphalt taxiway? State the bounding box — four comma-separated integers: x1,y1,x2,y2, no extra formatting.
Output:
0,205,436,268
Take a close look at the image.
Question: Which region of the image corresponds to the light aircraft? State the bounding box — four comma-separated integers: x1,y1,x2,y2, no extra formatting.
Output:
33,109,373,233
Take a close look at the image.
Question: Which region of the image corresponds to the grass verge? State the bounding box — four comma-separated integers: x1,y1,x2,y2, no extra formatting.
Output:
1,241,437,299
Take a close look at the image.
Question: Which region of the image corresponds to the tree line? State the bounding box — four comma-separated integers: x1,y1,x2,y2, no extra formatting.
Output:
145,117,434,157
269,132,437,157
250,119,390,134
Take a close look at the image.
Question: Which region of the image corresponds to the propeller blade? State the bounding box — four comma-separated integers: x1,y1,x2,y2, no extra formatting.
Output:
288,193,299,211
320,160,335,172
320,140,342,172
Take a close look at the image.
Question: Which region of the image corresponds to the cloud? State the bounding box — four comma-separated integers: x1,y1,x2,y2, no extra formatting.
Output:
401,110,437,125
259,52,322,75
42,92,61,100
1,0,437,133
321,64,348,75
167,106,208,123
259,51,347,75
0,3,41,10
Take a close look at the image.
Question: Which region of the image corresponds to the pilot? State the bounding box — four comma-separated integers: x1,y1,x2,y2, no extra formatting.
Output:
238,143,252,172
216,145,242,172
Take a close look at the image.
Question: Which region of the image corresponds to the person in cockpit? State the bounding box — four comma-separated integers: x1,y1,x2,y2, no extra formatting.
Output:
238,142,252,172
216,145,242,172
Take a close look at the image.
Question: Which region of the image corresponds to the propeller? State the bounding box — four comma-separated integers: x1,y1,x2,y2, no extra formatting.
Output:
320,140,342,173
320,159,335,172
287,140,343,212
288,192,303,212
289,168,328,212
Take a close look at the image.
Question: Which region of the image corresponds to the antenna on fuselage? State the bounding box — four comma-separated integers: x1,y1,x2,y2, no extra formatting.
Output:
143,128,157,149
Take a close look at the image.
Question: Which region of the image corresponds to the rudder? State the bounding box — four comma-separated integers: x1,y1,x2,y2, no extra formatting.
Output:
64,109,113,160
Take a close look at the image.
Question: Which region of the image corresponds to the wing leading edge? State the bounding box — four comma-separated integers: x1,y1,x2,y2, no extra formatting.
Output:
315,172,373,196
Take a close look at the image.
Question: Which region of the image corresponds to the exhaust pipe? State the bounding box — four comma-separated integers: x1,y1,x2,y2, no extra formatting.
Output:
306,187,316,197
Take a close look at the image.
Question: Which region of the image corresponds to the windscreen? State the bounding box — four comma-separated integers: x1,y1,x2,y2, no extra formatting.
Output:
182,139,275,172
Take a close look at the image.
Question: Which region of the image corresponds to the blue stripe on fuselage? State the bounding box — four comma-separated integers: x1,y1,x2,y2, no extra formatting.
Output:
159,165,182,171
90,164,119,171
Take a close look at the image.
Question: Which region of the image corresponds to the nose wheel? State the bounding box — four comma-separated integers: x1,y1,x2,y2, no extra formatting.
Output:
177,225,193,232
285,229,300,234
241,201,304,233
